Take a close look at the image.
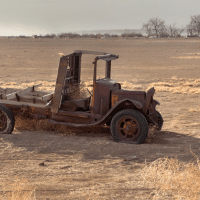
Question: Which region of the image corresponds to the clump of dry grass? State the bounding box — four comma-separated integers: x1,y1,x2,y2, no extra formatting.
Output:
58,52,64,57
2,178,36,200
63,80,93,100
189,108,200,112
15,116,75,134
140,156,200,199
145,128,157,143
67,84,90,100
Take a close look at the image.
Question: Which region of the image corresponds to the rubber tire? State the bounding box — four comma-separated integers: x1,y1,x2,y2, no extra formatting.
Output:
110,109,149,144
0,104,15,134
151,111,163,131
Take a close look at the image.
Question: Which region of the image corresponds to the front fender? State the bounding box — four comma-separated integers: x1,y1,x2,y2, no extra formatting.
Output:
153,99,160,106
112,98,143,110
149,99,160,114
98,99,143,125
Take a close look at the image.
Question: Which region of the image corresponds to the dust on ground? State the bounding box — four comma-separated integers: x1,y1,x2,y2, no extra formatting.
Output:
0,37,200,199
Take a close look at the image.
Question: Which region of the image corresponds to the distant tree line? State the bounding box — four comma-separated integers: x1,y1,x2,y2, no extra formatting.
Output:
143,15,200,37
32,32,143,39
17,14,200,39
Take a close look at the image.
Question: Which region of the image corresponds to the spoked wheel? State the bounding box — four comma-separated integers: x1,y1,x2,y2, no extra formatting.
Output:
0,104,15,134
117,116,140,140
111,109,148,144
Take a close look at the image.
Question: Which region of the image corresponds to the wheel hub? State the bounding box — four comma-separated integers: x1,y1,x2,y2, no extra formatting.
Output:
117,116,140,141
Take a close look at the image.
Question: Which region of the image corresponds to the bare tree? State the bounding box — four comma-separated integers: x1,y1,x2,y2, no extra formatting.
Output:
143,17,166,37
142,23,152,36
187,15,200,36
186,24,195,36
177,26,185,37
168,24,178,37
168,24,184,37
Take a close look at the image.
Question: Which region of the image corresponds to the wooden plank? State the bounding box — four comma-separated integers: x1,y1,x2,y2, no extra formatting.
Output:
42,92,54,102
0,87,6,94
17,96,43,104
31,90,49,96
4,88,18,95
5,94,45,104
6,84,43,100
58,110,90,118
6,87,33,100
0,99,47,108
45,100,52,107
50,84,63,113
51,56,69,113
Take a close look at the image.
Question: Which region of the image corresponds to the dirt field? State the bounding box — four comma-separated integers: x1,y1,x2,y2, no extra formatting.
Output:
0,37,200,199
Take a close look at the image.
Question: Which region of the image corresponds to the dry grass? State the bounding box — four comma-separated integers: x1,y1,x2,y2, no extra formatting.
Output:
1,178,36,200
66,83,91,100
140,156,200,200
14,115,110,136
144,128,158,143
149,77,200,94
120,81,142,90
189,108,200,112
0,81,55,92
172,56,200,59
58,52,64,57
15,116,74,134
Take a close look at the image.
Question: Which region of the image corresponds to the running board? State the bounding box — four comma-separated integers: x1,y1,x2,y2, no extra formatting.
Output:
48,119,96,127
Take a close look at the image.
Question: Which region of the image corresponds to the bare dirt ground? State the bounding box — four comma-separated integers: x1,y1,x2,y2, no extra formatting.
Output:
0,37,200,199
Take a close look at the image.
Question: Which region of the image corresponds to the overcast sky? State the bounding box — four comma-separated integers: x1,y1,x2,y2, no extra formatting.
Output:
0,0,200,36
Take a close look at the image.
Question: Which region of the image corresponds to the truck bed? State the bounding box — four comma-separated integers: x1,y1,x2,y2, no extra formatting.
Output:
0,84,54,108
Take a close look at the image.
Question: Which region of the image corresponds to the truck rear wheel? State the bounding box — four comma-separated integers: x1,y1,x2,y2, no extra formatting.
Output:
0,104,15,134
110,109,148,144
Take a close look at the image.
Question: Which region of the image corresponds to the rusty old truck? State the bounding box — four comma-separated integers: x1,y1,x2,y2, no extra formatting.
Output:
0,50,163,144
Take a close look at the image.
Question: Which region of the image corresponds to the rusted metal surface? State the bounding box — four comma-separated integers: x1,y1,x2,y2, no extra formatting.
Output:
105,61,111,79
92,79,120,114
116,115,140,141
111,90,146,108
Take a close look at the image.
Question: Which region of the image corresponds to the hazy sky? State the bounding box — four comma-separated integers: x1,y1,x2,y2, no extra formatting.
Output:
0,0,200,36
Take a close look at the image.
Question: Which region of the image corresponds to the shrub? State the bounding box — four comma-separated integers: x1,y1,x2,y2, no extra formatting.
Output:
121,32,143,38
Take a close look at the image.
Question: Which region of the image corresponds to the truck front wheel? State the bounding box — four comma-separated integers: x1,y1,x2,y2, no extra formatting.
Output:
110,109,148,144
0,104,15,134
